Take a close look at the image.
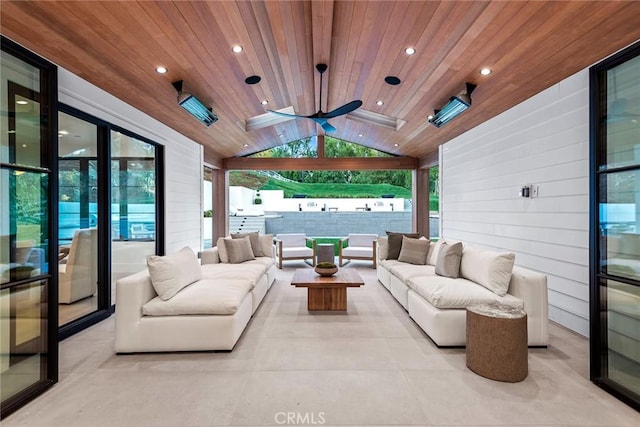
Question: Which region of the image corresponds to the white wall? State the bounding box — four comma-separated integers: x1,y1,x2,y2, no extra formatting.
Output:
441,69,590,336
58,68,203,254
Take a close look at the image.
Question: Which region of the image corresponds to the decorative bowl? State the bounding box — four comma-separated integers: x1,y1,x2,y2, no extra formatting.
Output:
315,266,338,277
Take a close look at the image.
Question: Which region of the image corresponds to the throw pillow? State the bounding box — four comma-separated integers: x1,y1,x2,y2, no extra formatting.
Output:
260,234,274,258
459,246,516,296
427,239,446,265
226,236,256,263
385,231,420,260
216,237,230,263
398,236,430,265
377,237,389,260
146,246,202,301
435,241,463,278
231,231,263,257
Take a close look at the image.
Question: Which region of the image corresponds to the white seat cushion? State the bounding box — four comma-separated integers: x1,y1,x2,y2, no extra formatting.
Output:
342,247,373,257
282,247,313,257
142,279,252,316
201,263,266,287
406,275,523,309
389,263,436,282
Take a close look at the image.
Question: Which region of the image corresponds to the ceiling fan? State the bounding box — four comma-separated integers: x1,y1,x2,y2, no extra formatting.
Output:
268,63,362,133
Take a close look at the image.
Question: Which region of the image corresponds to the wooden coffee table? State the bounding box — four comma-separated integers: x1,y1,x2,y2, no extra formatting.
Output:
291,268,364,311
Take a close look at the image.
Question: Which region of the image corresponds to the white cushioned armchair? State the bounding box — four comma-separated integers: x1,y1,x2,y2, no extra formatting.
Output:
339,234,378,268
275,233,316,269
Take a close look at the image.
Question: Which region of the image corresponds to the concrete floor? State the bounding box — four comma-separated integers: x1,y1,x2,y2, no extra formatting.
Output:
4,262,639,426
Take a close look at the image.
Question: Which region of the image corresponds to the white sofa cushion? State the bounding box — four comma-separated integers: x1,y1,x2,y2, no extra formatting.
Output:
142,279,252,316
283,247,313,257
226,236,256,263
201,263,266,287
398,236,430,265
406,275,524,309
389,263,436,282
459,246,516,296
146,246,202,301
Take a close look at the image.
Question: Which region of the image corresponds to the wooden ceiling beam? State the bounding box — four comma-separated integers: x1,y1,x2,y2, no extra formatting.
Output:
224,156,418,171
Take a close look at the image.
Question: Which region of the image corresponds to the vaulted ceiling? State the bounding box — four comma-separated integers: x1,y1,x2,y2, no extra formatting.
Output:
2,1,640,166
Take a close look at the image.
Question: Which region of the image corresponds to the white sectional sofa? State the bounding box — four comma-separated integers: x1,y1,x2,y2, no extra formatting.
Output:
115,233,275,353
376,236,549,347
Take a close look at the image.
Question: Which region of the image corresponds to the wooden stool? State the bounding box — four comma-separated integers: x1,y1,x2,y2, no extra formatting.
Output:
466,303,528,382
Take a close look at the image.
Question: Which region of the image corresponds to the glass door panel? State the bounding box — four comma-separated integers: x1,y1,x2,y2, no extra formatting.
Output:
1,38,56,418
57,112,99,325
111,131,157,303
591,41,640,410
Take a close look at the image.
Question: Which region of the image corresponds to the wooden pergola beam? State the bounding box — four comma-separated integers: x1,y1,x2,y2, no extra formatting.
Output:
223,156,418,171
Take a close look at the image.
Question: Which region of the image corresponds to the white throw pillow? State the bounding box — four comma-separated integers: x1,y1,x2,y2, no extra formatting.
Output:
459,246,516,296
427,239,446,265
216,237,230,263
377,237,389,260
146,246,202,301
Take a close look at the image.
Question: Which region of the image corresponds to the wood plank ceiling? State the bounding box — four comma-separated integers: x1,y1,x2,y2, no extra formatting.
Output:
2,1,640,166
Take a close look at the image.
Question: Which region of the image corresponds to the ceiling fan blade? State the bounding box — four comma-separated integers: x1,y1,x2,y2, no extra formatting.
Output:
312,118,336,133
323,100,363,119
267,109,307,119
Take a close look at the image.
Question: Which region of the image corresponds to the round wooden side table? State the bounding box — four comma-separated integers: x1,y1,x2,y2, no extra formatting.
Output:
466,302,528,382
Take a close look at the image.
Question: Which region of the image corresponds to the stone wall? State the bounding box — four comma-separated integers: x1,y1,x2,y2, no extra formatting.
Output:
264,211,413,237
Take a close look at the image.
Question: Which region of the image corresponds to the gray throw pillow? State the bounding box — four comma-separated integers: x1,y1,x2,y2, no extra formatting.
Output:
435,241,463,278
226,236,256,263
398,236,430,265
386,231,420,260
231,231,263,257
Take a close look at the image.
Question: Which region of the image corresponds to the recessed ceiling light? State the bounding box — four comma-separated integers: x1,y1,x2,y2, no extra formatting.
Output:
278,134,284,138
393,143,399,147
261,100,269,105
16,100,28,105
384,76,401,86
232,45,243,53
404,47,416,55
245,75,261,85
243,143,249,147
358,133,363,137
480,68,492,76
155,66,168,74
21,144,27,148
58,130,69,135
376,100,384,106
427,115,434,120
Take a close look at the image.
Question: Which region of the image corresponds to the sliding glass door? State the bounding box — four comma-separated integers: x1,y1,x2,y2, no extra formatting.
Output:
590,40,640,411
0,36,57,419
111,130,162,303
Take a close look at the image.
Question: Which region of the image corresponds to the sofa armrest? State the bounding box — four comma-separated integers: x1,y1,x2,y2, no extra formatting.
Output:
115,269,156,351
200,247,221,264
508,266,549,346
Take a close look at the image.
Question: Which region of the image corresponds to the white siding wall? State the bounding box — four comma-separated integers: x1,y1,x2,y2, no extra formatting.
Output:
58,68,203,254
441,69,590,336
